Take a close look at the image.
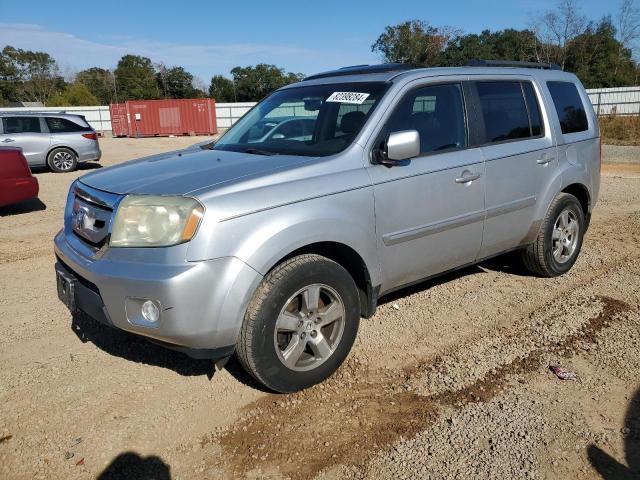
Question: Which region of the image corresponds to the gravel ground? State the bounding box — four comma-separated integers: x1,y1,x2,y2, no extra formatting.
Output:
0,137,639,479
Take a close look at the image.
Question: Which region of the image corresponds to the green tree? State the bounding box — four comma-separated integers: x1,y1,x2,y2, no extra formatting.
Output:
209,75,236,102
156,65,202,98
114,54,159,100
566,17,638,88
76,67,115,104
440,29,540,66
0,47,20,105
48,82,99,106
0,45,64,104
228,64,303,101
371,20,460,66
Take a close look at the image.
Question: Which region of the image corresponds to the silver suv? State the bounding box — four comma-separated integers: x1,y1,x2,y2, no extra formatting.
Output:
0,113,101,172
54,62,600,392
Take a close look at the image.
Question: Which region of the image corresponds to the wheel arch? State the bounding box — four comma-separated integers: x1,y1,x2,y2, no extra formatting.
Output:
46,145,78,163
561,182,590,216
267,241,377,319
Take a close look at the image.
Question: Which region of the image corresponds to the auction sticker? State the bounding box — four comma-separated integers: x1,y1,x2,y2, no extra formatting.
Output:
326,92,370,104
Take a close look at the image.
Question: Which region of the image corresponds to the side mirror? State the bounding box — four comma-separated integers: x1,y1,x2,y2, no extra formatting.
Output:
377,130,420,166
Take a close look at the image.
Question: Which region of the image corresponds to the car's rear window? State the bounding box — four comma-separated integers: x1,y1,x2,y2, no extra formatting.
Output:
546,81,589,134
46,117,91,133
2,116,41,134
476,81,537,144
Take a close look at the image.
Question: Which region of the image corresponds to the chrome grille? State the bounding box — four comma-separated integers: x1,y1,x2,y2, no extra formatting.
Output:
71,197,112,246
64,182,121,256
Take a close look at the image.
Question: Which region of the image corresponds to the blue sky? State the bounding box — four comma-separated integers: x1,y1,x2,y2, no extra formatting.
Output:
0,0,624,83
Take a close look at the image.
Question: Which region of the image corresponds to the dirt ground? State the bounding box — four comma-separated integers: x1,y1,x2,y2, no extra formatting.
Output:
0,136,639,480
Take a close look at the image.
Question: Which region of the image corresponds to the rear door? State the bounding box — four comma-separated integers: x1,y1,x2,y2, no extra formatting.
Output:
0,116,50,166
46,116,92,145
471,79,557,258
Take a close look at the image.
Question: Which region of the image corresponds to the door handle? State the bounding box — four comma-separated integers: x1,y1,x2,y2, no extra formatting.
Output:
537,154,554,165
455,172,481,183
2,138,14,143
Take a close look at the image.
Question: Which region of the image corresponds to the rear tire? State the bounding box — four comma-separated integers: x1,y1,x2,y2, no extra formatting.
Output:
521,193,585,277
47,148,77,173
236,254,360,393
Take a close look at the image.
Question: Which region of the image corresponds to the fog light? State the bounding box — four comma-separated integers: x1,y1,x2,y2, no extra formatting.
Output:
141,300,160,323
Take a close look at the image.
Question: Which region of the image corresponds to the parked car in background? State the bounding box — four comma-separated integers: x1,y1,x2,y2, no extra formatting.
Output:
0,147,39,207
0,113,101,172
54,61,600,393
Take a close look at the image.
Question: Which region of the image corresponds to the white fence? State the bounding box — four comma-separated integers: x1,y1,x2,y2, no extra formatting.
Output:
1,86,638,135
215,102,255,128
587,86,640,116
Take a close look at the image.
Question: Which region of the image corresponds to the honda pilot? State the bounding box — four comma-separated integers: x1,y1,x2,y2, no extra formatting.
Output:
54,61,600,392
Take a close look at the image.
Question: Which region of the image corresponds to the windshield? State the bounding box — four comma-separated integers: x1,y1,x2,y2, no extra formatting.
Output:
212,82,390,157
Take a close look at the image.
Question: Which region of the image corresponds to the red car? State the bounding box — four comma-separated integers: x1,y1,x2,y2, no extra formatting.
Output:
0,147,39,207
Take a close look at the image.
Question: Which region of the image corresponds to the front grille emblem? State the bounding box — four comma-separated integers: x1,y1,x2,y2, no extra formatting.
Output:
73,208,87,230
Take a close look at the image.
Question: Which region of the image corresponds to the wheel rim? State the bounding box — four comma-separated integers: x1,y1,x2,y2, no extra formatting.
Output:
274,283,346,372
552,208,579,264
52,151,74,170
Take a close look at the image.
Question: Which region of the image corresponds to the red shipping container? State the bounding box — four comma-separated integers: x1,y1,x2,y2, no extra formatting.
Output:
110,102,128,137
109,98,217,137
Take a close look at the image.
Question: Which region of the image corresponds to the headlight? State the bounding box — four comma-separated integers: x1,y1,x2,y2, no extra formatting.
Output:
110,195,204,248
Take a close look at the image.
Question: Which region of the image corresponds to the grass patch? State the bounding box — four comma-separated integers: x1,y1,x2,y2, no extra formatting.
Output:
599,116,640,145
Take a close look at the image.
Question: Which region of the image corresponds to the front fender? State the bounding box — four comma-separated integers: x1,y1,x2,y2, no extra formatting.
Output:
187,187,381,287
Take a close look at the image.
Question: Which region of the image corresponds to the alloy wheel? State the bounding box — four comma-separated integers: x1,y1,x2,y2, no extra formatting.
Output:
274,283,346,371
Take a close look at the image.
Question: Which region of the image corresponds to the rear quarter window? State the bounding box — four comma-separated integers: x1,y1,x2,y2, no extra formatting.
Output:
46,117,91,133
546,81,589,134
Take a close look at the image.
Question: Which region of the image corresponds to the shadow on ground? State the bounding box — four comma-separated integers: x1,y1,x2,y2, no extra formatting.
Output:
97,451,171,480
588,387,640,479
70,312,271,391
478,250,533,277
377,265,485,306
377,250,533,307
31,162,103,175
0,198,46,217
70,313,214,377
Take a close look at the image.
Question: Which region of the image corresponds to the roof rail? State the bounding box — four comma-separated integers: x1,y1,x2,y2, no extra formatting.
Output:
466,59,561,70
0,110,69,115
305,63,413,81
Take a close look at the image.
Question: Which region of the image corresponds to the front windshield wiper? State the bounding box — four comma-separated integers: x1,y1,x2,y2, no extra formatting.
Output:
243,147,277,156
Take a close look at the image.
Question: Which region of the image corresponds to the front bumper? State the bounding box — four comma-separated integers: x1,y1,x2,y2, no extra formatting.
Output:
54,230,262,358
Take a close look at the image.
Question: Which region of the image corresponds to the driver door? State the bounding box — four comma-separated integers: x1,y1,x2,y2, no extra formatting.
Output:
368,82,486,292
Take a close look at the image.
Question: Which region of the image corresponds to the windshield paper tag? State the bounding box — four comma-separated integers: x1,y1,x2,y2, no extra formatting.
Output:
326,92,370,104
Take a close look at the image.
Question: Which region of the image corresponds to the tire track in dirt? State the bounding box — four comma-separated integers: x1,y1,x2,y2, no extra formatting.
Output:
209,296,632,479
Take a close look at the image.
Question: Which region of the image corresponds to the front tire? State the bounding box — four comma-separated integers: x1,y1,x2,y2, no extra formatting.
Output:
47,148,78,173
522,193,585,277
236,254,360,393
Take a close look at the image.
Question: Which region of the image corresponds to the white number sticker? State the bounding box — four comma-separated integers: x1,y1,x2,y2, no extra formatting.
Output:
326,92,370,104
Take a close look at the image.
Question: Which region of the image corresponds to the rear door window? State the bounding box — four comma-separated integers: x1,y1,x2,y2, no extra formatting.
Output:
546,81,589,134
2,116,42,134
46,117,91,133
476,81,532,143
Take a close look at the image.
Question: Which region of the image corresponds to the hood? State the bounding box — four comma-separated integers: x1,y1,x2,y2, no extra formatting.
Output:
79,148,314,196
